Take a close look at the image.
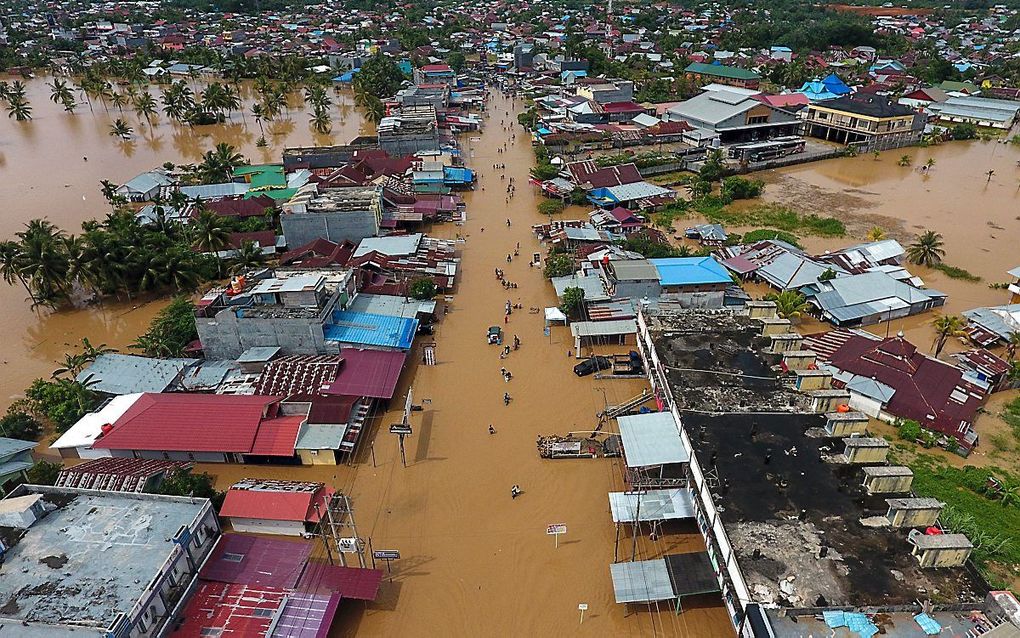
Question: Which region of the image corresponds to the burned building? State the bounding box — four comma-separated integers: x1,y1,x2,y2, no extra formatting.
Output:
633,307,989,636
377,106,441,156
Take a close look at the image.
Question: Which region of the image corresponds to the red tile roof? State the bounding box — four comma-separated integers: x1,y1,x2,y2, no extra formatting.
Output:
325,348,407,399
227,230,276,250
93,393,281,453
566,160,643,189
280,238,355,268
205,194,276,218
55,457,191,493
220,483,332,524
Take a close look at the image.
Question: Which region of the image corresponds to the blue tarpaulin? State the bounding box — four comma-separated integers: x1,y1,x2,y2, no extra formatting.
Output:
914,613,942,635
325,311,418,350
443,166,474,184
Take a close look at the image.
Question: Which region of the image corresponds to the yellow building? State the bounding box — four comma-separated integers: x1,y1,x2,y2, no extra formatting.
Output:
805,94,923,148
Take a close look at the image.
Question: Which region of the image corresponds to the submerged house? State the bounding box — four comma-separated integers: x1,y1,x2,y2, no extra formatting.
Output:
801,271,946,327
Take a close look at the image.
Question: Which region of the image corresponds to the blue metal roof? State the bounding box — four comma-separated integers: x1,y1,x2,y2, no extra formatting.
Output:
650,257,731,286
443,166,474,184
325,311,417,350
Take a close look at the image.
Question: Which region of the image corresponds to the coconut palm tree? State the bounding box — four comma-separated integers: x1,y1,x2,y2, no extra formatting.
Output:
764,290,810,320
251,103,267,135
1005,331,1020,361
230,240,264,274
133,92,158,129
6,95,31,121
906,230,945,267
363,94,385,123
197,143,247,182
898,155,912,167
48,78,75,108
0,240,32,300
109,119,134,139
190,209,231,255
924,158,936,170
99,180,119,202
311,108,332,134
16,219,69,306
110,91,127,111
866,227,886,241
931,314,967,357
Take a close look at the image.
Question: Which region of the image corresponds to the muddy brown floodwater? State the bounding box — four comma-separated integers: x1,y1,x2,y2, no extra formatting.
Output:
0,75,373,407
195,92,736,637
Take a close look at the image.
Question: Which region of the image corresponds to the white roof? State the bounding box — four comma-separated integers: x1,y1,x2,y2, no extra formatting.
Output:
50,393,144,450
544,307,568,322
354,233,423,258
250,273,324,294
617,411,690,467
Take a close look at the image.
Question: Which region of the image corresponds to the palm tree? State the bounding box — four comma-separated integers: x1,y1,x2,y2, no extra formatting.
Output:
197,143,246,182
251,103,267,136
230,240,264,273
0,240,32,300
109,119,134,139
48,78,75,108
906,230,945,267
764,290,810,320
898,155,912,167
311,108,332,134
866,227,886,241
924,158,936,170
363,94,385,123
1005,331,1020,361
931,314,967,357
190,209,231,253
133,92,158,129
110,91,127,112
99,180,119,202
986,169,995,183
16,219,69,306
6,95,31,121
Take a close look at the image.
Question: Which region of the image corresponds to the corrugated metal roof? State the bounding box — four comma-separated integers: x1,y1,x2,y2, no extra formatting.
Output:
354,233,422,258
92,393,281,453
326,348,407,399
609,489,695,523
651,257,731,286
610,559,675,603
75,354,191,395
50,393,144,450
617,411,690,467
325,311,418,350
570,319,637,338
220,481,329,523
250,415,304,456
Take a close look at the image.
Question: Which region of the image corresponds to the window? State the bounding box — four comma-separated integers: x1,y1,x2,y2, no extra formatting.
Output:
746,115,768,125
221,552,245,563
815,110,828,120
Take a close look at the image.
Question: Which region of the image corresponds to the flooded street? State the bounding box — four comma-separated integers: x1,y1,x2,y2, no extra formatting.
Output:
0,76,372,405
197,92,735,636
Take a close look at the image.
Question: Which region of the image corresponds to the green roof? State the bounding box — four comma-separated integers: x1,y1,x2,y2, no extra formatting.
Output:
937,80,979,94
685,62,760,81
235,164,286,189
244,187,296,201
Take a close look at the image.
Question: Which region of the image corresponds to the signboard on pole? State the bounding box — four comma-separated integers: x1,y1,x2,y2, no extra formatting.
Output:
546,523,567,548
338,537,359,553
373,550,400,561
389,424,413,436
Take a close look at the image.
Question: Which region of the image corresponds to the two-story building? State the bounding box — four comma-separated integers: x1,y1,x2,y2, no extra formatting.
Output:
683,62,761,90
805,94,924,148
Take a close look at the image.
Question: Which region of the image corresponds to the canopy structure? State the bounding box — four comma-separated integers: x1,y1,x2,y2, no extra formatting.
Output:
617,412,691,468
610,559,675,604
611,553,721,605
609,489,696,523
544,307,568,323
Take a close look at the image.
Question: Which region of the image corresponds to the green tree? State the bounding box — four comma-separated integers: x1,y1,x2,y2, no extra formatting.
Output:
560,286,586,317
409,277,438,300
26,460,62,486
699,149,726,182
543,253,574,279
951,122,978,140
931,314,967,357
24,378,97,432
897,419,922,441
190,209,231,253
229,240,264,274
109,118,134,139
898,155,912,167
906,230,946,267
131,297,198,357
764,290,810,320
156,468,219,501
0,410,42,441
197,143,246,182
352,53,405,99
721,176,764,200
538,199,565,216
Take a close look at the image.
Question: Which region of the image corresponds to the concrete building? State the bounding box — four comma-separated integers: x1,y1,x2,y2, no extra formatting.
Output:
281,184,383,248
604,259,661,299
195,269,356,360
377,106,441,156
911,532,974,568
862,466,914,494
574,79,634,104
805,94,924,148
0,485,219,636
683,62,761,89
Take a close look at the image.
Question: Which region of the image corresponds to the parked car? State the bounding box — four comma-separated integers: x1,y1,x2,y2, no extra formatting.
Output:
574,356,612,377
